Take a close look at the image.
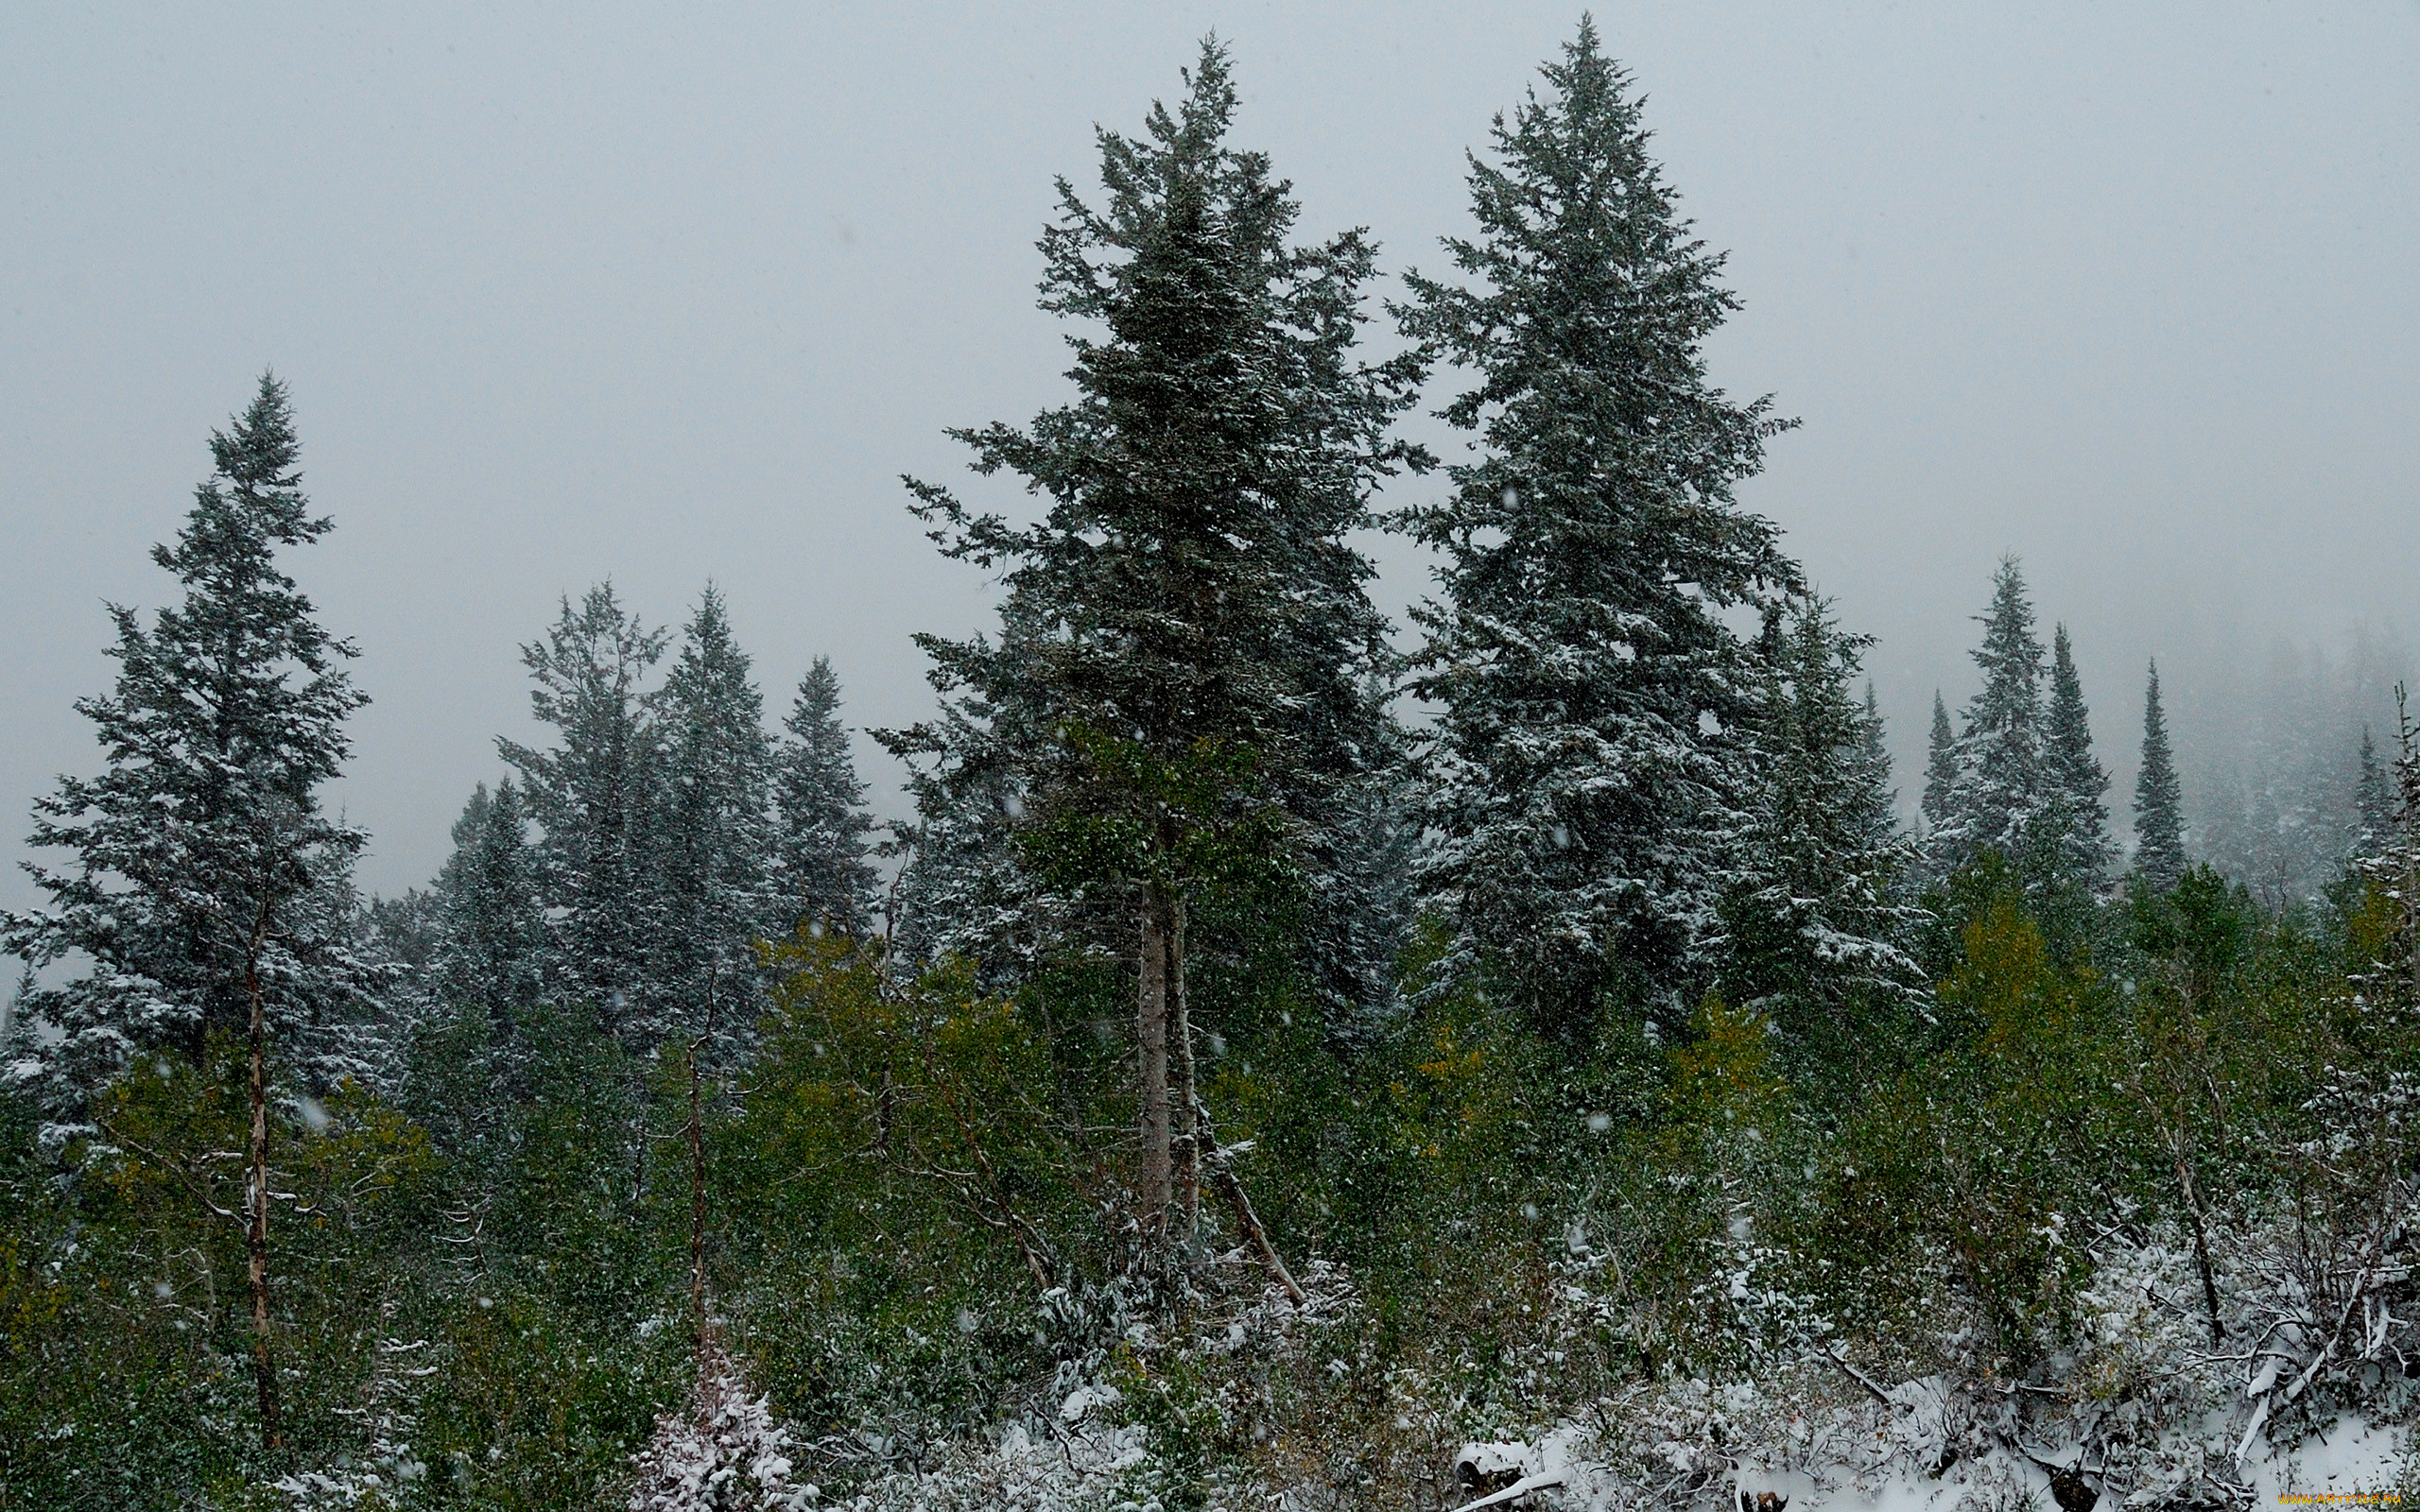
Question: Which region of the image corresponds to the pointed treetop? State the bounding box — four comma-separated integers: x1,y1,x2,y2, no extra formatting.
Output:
2135,659,2187,887
2045,622,2113,881
1922,692,1958,833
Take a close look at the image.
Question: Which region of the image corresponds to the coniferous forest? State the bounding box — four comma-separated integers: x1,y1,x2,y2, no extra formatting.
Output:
9,26,2420,1512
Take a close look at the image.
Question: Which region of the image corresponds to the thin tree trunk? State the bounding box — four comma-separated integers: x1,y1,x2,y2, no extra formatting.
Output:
1136,888,1173,1251
689,1040,707,1346
2406,853,2418,1008
2173,1142,2224,1344
1211,1159,1305,1306
1170,895,1199,1248
690,968,717,1357
1191,1093,1305,1306
245,937,282,1450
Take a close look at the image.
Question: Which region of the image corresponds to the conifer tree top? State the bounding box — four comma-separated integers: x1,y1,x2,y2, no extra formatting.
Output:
2135,659,2187,886
1400,15,1793,581
1399,20,1801,1028
9,372,372,1118
899,35,1419,768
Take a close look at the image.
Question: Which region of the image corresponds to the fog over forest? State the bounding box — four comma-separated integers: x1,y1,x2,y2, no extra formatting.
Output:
6,9,2420,1511
3,4,2413,907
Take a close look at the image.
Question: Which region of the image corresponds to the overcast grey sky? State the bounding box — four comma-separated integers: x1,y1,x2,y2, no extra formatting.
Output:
4,2,2415,902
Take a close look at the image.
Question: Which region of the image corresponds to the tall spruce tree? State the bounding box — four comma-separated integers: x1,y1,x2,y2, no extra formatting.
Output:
2,374,372,1448
1718,601,1921,1035
890,40,1420,1262
656,586,775,1046
2045,623,2115,885
2135,660,2187,887
425,780,548,1106
1938,558,2048,873
1401,20,1798,1040
499,583,670,1051
774,657,878,937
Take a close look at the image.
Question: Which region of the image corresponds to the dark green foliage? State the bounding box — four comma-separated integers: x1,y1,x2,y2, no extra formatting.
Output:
5,373,375,1120
0,1046,439,1506
774,657,879,937
418,780,547,1132
2135,660,2188,887
1930,558,2048,879
1718,599,1923,1054
890,37,1421,1012
1401,19,1797,1040
500,582,672,1049
1921,691,1958,854
655,585,777,1044
2045,623,2114,884
15,29,2420,1512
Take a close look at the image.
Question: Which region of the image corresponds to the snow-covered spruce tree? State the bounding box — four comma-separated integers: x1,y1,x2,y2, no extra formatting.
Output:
1919,692,1959,867
887,704,1043,976
2134,660,2188,888
889,39,1421,1261
433,781,546,1044
499,583,671,1052
410,778,549,1150
2044,623,2115,885
773,656,877,938
1933,558,2048,876
1856,680,1899,850
655,586,775,1048
1717,600,1922,1037
1399,19,1798,1040
2,373,374,1449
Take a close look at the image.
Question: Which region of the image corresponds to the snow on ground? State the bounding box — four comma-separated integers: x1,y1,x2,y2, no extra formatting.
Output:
712,1205,2420,1511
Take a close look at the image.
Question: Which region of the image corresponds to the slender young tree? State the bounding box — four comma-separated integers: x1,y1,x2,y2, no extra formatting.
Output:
2135,661,2188,888
1855,680,1899,850
3,374,372,1450
1400,19,1798,1039
1920,692,1959,861
774,657,878,937
2356,725,2395,860
890,40,1419,1265
2045,623,2115,885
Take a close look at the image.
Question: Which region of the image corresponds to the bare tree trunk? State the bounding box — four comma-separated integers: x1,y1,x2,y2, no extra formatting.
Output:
1170,896,1200,1248
689,1041,708,1344
690,968,717,1359
2406,851,2418,1008
1190,1093,1305,1306
1136,888,1173,1251
1212,1160,1305,1306
2175,1149,2225,1343
245,938,282,1450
